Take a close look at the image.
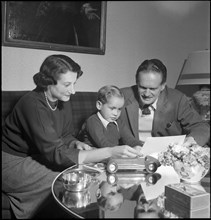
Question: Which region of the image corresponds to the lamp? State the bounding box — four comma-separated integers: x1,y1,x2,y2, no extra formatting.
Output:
176,50,210,121
176,50,210,86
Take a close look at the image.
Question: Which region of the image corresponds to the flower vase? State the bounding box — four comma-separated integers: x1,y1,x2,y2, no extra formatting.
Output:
173,161,209,184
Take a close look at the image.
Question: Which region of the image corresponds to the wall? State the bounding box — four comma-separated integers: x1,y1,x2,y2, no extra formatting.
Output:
2,1,210,91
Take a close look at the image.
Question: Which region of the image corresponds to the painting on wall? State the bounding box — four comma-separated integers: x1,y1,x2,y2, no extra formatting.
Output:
2,1,107,55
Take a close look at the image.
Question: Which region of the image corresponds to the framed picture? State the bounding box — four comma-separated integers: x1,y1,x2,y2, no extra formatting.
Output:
2,1,107,55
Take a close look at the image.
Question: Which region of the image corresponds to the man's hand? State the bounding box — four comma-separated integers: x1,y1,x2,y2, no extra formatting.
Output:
183,136,197,147
75,141,92,150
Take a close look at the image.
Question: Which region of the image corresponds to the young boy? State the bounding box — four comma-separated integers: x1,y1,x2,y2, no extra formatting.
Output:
79,85,143,148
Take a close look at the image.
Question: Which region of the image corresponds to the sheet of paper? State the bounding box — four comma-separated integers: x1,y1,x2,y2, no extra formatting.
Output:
141,165,180,200
141,135,186,156
140,136,185,200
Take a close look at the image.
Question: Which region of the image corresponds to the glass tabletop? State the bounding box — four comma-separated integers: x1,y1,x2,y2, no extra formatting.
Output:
51,163,210,218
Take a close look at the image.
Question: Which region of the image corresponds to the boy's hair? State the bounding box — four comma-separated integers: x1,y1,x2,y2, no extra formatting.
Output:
97,85,124,104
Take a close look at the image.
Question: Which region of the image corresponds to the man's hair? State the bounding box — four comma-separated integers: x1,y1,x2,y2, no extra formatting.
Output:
135,59,167,84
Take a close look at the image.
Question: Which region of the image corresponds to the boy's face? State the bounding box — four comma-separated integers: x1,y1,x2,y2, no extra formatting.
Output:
97,96,124,122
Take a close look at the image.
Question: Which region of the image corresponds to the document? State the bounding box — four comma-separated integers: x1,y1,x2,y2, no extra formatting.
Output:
140,135,186,200
141,135,186,157
141,165,180,200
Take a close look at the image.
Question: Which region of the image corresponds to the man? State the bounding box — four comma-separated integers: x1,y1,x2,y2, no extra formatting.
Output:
120,59,210,147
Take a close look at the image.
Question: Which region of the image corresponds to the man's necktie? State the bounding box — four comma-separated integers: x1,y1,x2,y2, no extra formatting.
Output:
142,105,151,115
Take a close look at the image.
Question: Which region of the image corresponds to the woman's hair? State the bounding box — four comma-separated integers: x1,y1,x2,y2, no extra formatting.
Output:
135,59,167,84
97,85,124,104
33,54,83,90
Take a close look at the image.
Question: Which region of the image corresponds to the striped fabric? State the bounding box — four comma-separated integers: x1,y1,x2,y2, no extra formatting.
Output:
70,92,98,135
2,91,30,126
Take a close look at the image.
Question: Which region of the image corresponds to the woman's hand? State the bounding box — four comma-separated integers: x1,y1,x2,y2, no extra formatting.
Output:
75,141,92,150
79,144,143,164
110,145,143,158
133,146,144,156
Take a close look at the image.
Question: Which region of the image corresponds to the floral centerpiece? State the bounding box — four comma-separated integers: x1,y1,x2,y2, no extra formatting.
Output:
158,143,210,184
191,88,210,121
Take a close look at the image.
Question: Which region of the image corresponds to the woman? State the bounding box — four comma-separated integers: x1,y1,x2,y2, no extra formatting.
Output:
2,54,141,219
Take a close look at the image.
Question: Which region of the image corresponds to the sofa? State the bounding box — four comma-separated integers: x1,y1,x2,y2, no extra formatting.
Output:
2,90,98,219
2,90,210,218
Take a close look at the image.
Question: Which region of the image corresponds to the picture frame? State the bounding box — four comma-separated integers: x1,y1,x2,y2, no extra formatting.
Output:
2,1,107,55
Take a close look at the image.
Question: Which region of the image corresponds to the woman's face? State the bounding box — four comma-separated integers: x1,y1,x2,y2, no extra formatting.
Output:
48,71,78,102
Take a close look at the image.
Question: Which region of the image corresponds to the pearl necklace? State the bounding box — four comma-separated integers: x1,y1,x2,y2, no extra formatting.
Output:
44,91,58,111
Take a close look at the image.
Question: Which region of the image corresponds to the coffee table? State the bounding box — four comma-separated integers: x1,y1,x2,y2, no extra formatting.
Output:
52,164,210,218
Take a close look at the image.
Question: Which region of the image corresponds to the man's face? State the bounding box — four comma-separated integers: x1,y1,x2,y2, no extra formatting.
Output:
136,71,166,106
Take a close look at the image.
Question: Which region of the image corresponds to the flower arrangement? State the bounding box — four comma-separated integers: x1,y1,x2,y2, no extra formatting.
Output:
191,89,210,121
192,89,210,107
158,143,210,169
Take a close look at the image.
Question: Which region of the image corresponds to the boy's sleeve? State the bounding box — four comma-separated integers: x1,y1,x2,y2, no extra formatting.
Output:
85,115,117,148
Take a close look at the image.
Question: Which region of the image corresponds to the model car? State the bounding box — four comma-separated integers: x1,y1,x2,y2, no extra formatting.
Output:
107,171,161,186
106,155,160,174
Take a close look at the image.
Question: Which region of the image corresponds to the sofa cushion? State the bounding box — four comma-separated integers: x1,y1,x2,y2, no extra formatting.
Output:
2,91,29,126
70,91,98,136
2,91,97,134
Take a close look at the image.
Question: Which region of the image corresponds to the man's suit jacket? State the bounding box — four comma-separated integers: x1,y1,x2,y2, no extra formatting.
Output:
120,85,210,146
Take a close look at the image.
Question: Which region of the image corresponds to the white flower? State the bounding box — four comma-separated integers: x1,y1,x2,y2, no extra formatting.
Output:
192,90,210,106
171,144,188,154
158,143,210,168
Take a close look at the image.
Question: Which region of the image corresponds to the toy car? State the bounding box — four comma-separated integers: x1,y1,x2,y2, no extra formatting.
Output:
106,155,160,174
107,171,161,186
